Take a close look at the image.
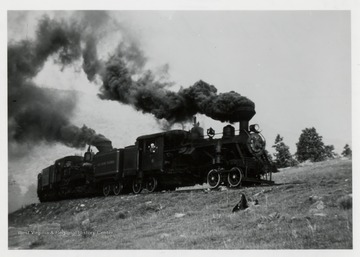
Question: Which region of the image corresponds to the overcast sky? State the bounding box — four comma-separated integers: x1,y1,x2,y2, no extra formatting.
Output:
6,10,352,193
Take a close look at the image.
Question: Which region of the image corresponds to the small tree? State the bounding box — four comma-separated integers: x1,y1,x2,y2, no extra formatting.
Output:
342,144,352,158
296,127,326,162
324,144,336,159
272,134,295,168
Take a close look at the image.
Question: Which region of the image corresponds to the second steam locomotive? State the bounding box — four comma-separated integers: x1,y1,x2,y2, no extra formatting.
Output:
37,114,276,202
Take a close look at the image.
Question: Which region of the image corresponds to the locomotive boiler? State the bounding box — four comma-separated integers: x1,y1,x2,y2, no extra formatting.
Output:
37,110,275,202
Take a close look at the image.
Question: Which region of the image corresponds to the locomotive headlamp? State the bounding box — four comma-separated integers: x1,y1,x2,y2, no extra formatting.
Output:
249,124,261,133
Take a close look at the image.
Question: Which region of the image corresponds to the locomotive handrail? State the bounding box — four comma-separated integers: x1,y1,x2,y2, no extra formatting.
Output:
203,132,223,139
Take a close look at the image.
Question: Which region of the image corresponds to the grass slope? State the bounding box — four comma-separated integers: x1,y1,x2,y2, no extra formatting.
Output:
8,159,352,249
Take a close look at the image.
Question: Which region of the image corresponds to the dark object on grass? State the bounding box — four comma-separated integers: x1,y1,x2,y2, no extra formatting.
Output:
116,211,129,219
337,195,352,210
232,193,249,212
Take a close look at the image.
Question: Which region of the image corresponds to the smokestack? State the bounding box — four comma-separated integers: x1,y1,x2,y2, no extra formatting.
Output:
94,141,113,152
239,121,249,135
91,136,113,152
234,107,256,135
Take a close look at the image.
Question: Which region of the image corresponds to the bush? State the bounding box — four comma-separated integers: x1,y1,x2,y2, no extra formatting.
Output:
341,144,352,158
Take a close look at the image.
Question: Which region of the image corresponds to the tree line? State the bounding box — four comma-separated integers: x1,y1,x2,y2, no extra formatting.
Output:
269,127,352,169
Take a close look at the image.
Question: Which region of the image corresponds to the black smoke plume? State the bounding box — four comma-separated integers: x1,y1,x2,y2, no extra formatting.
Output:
83,21,256,124
98,54,255,124
8,15,111,157
8,11,255,159
62,12,257,125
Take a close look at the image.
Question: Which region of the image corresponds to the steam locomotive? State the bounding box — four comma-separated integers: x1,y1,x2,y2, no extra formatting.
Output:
37,116,276,202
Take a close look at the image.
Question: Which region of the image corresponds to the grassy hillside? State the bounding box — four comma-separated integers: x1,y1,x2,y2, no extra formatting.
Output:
8,159,352,249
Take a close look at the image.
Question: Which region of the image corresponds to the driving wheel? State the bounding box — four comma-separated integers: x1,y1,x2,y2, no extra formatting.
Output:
113,181,123,195
102,184,111,197
227,167,242,187
207,169,221,189
132,180,143,194
145,177,158,193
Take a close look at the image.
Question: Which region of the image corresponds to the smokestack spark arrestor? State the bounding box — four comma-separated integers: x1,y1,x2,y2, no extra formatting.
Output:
232,106,256,135
92,138,113,153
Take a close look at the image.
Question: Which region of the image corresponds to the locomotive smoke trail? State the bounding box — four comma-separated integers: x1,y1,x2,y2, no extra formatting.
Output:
8,14,112,157
54,13,256,125
99,56,255,123
95,39,255,124
8,11,255,158
85,19,256,124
